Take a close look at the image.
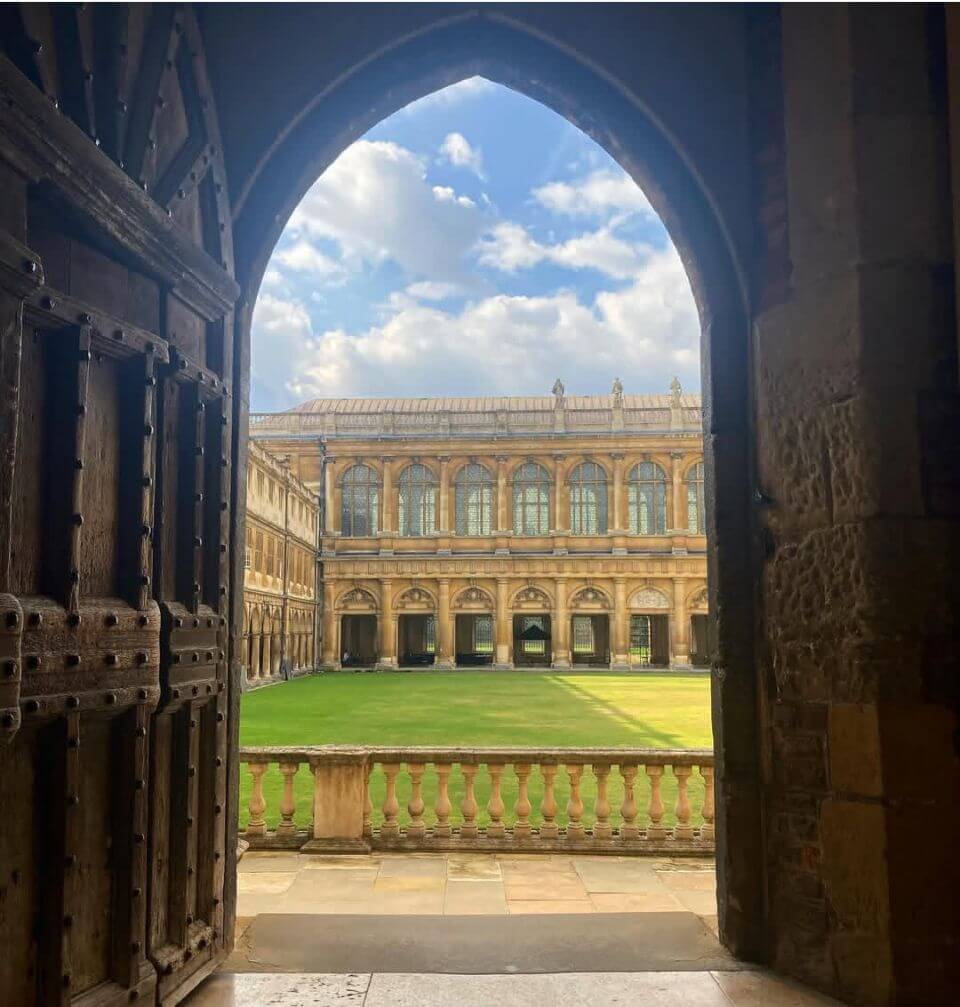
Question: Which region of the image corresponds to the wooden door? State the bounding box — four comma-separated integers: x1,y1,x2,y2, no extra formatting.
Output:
0,6,240,1005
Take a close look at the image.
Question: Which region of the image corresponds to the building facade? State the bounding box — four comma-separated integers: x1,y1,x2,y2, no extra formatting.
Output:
242,440,322,685
250,382,709,671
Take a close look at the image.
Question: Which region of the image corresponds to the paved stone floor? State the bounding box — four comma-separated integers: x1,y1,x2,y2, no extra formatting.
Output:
197,852,842,1004
235,850,719,926
187,970,843,1005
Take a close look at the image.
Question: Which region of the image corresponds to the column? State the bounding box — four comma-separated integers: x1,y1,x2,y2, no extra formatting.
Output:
670,452,685,532
612,577,629,668
324,459,335,534
437,578,453,668
321,581,337,666
553,577,570,667
438,456,451,533
495,577,511,667
378,580,396,667
553,454,566,532
671,577,690,667
495,456,508,532
611,452,625,532
380,457,393,533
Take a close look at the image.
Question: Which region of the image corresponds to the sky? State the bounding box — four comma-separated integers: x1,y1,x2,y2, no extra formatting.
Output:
250,77,700,412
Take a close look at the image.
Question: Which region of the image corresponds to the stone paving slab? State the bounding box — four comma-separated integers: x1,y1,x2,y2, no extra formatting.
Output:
187,970,845,1007
237,850,720,921
234,911,741,974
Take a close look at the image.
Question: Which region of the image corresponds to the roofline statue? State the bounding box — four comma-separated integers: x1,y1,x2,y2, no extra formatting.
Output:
552,378,565,407
670,375,682,407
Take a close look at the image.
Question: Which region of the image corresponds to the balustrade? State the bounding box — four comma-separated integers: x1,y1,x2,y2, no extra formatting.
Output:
240,746,715,854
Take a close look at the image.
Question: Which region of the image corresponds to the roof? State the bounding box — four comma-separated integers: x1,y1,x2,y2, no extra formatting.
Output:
250,390,703,440
287,393,701,414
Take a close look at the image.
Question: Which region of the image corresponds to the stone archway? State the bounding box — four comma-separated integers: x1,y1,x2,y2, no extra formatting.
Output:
510,586,554,668
451,586,496,667
227,16,758,953
336,587,380,667
627,587,672,668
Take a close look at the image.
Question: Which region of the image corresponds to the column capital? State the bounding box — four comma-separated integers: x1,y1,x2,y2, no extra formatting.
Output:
379,454,393,464
610,451,625,461
670,450,685,461
495,454,510,464
437,454,451,464
438,577,450,586
552,452,566,462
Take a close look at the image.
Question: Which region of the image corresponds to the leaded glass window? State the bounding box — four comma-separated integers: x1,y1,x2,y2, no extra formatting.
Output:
341,463,381,537
687,461,705,534
572,615,595,654
629,614,652,664
455,463,494,536
513,462,551,535
628,462,668,534
398,463,437,536
569,462,608,534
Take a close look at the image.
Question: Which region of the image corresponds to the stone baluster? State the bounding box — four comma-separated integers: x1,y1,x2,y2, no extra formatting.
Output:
381,763,401,837
460,764,479,838
700,765,715,841
277,762,298,836
246,762,267,837
487,763,506,838
407,763,426,838
646,764,667,840
566,764,585,840
593,764,612,840
673,764,694,839
435,763,453,838
363,764,373,839
514,764,532,839
619,765,640,840
540,764,559,839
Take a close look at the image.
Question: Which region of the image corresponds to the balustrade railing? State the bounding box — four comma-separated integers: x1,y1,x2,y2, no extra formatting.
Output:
240,746,714,854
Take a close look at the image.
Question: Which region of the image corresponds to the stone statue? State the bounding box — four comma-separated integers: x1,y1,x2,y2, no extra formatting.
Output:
612,376,624,407
552,378,565,406
670,375,682,406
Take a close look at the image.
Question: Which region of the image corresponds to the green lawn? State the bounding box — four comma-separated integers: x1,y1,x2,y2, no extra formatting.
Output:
239,671,713,833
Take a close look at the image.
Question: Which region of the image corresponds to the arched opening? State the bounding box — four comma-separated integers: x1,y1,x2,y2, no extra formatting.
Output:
234,9,759,977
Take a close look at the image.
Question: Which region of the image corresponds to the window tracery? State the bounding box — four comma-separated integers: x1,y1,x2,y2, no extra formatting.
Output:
569,461,608,534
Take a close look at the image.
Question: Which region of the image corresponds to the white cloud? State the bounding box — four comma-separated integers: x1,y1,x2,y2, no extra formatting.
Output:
274,240,347,283
432,185,476,209
534,169,653,219
439,132,485,179
286,140,484,284
405,281,463,301
399,76,494,113
250,294,316,409
477,221,648,280
254,245,699,404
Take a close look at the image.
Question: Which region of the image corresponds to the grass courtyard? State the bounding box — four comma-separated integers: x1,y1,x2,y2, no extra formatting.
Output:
239,670,713,833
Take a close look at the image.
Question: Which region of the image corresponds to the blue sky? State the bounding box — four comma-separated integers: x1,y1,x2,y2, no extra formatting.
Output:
251,78,700,411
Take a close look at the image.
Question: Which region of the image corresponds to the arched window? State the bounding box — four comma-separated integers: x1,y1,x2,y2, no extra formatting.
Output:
398,463,437,536
687,461,705,534
455,463,494,536
513,462,551,535
569,461,608,534
341,464,380,536
628,461,668,534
